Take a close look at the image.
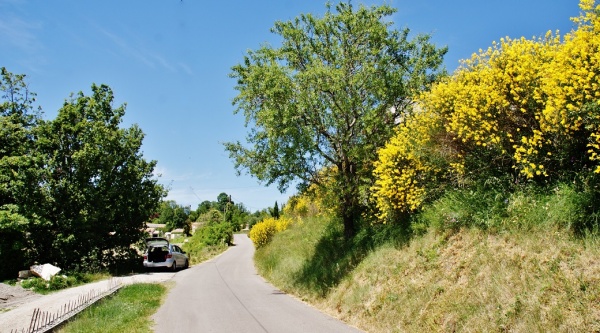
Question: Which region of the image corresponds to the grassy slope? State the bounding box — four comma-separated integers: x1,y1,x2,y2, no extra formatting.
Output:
255,216,600,332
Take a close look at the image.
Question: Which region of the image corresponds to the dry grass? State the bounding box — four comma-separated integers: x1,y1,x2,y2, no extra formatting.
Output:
321,228,600,332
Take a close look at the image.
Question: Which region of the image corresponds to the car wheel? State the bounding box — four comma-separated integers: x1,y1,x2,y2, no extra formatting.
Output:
184,259,189,269
171,261,177,272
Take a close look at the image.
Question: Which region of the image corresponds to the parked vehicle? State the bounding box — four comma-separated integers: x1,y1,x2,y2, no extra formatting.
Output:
143,237,189,271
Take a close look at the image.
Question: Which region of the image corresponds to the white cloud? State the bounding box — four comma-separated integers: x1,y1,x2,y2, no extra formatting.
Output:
98,26,191,75
0,16,40,50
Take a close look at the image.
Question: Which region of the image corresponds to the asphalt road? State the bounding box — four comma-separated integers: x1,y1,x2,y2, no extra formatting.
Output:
152,233,363,333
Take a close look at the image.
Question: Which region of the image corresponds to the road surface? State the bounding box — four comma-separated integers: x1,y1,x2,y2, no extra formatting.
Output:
153,233,363,333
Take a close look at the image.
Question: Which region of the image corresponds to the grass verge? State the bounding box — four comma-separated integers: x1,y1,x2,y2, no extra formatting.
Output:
56,283,167,333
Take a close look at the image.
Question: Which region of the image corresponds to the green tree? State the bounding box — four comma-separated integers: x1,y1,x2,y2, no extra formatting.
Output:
207,208,223,224
216,192,231,213
233,202,250,230
188,210,199,223
155,200,188,231
226,2,446,237
270,201,280,219
0,68,43,279
196,200,212,214
34,84,165,270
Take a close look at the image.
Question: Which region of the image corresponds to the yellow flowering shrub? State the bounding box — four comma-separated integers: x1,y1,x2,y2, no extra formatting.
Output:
372,0,600,222
283,173,336,219
249,216,292,248
419,0,599,179
372,107,451,220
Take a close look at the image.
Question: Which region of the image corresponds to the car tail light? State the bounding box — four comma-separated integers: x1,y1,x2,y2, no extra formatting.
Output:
143,255,147,260
166,254,172,259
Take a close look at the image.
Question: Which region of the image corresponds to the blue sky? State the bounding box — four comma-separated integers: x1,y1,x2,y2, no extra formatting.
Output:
1,0,580,212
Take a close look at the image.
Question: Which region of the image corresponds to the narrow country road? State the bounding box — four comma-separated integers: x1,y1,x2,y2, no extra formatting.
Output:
152,233,363,333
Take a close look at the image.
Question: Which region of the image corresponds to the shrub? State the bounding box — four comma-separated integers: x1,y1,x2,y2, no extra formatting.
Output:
249,217,292,248
19,272,101,293
189,222,233,247
372,0,600,224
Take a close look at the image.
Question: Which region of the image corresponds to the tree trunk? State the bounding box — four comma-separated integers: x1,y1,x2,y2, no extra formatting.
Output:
340,174,360,239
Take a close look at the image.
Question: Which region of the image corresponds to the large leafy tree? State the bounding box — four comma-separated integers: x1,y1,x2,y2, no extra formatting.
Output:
0,67,42,208
226,2,446,237
0,68,43,279
33,84,165,269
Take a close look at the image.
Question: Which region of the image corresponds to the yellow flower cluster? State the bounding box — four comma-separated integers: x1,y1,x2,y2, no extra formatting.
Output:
284,170,338,218
371,107,449,219
284,188,324,218
248,216,293,248
371,0,600,221
417,0,599,179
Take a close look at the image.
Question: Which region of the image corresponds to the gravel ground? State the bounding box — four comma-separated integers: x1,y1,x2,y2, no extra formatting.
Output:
0,272,176,333
0,284,41,311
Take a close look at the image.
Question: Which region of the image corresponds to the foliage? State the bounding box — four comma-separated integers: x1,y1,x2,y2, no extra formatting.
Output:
0,70,165,278
187,222,233,247
372,106,451,220
269,201,280,219
418,181,600,234
31,84,165,270
226,2,447,237
153,200,189,231
20,272,108,294
196,200,212,215
248,216,292,248
0,68,43,280
191,193,251,231
283,183,329,219
183,222,233,265
216,192,232,213
372,0,600,223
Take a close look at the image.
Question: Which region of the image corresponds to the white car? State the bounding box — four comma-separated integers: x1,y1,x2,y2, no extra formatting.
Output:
143,237,189,271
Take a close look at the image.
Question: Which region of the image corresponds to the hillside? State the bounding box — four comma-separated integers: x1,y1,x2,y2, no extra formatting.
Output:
254,216,600,332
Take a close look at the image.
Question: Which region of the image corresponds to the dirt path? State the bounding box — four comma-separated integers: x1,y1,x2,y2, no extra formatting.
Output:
0,272,175,333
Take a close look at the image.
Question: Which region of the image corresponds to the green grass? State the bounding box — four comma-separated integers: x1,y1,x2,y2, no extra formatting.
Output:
56,283,166,333
254,183,600,332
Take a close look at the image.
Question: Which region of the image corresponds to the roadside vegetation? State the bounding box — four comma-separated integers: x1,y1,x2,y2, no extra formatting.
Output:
0,65,263,281
255,188,600,332
183,221,233,265
55,283,166,333
246,0,600,331
0,71,165,281
16,272,110,295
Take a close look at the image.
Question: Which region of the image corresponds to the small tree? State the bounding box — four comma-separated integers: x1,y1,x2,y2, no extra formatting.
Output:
270,201,280,219
226,2,446,237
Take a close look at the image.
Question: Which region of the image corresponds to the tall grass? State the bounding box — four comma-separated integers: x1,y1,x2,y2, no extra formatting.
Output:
254,215,409,299
255,182,600,332
419,182,598,233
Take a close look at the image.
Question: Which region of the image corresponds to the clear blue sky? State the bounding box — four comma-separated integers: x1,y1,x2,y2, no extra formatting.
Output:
1,0,580,212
